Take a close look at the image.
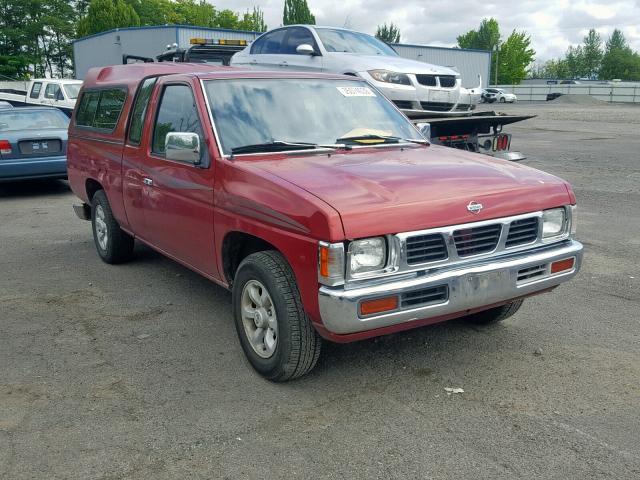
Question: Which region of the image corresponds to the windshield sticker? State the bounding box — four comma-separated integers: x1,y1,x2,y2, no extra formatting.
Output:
336,86,376,97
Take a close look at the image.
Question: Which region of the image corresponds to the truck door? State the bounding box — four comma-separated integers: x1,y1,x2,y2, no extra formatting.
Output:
127,79,217,277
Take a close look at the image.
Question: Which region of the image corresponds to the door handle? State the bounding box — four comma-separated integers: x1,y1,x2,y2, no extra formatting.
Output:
143,177,153,186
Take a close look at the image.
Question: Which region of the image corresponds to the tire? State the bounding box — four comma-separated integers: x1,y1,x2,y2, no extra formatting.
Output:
499,97,506,103
233,250,321,382
91,190,134,264
464,299,524,325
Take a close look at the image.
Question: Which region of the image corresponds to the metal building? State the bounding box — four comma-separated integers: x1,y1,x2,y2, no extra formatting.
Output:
73,25,262,79
73,26,491,88
391,43,491,88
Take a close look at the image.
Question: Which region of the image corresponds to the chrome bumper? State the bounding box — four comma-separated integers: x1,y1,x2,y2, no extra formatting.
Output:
318,240,583,334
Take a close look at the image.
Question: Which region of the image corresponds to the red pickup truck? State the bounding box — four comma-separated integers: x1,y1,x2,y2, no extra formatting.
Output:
68,63,583,381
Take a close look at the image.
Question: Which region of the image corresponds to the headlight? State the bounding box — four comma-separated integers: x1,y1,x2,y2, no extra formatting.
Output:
367,70,411,86
348,237,387,275
542,208,567,238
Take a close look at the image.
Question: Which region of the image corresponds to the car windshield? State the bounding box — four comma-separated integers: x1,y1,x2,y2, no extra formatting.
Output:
0,109,69,131
203,78,422,155
315,28,398,56
63,84,81,99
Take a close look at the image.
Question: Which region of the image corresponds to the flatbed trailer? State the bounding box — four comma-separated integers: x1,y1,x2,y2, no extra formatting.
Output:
410,111,535,161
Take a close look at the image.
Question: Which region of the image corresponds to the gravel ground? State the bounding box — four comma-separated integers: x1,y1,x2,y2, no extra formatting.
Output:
1,102,639,479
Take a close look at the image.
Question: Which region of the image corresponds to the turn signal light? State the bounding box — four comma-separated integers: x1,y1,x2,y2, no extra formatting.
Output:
360,296,399,316
551,257,575,274
0,139,11,155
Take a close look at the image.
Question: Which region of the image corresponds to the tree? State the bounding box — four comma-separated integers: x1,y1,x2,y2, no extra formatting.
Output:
238,7,267,32
375,23,401,43
582,29,602,79
600,29,640,80
77,0,140,37
283,0,315,25
457,19,534,85
457,18,501,82
497,30,535,84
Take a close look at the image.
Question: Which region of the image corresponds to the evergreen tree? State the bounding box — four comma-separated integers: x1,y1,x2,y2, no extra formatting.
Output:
582,29,602,79
77,0,140,37
283,0,315,25
375,23,401,43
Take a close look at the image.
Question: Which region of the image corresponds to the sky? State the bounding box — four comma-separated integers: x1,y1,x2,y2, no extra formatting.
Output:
212,0,640,64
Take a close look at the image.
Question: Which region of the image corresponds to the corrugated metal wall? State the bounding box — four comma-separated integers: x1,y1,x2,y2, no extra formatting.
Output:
73,26,260,79
392,44,491,88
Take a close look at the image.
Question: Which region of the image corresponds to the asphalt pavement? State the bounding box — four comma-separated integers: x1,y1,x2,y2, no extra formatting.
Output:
1,102,639,479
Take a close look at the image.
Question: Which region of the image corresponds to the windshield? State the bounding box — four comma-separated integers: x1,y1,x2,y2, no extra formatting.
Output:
315,28,398,56
0,109,69,131
203,79,421,155
63,84,81,99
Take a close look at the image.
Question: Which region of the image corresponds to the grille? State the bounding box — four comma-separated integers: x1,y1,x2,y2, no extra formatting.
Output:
401,285,448,308
415,74,437,86
393,100,414,109
506,217,539,247
405,234,448,265
439,76,457,87
517,264,547,282
453,224,502,257
420,101,455,112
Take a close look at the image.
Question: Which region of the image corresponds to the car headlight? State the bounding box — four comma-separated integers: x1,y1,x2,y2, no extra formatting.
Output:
348,237,387,275
367,70,411,86
542,208,567,238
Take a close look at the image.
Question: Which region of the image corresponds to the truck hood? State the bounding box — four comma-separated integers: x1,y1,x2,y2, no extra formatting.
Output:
340,54,459,76
249,145,572,239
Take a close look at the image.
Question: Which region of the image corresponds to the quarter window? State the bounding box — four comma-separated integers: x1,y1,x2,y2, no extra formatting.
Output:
75,88,126,131
128,77,157,145
30,82,42,99
152,85,203,157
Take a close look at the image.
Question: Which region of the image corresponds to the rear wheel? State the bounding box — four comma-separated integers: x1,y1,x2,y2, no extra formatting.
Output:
464,299,524,325
91,190,134,264
233,251,321,381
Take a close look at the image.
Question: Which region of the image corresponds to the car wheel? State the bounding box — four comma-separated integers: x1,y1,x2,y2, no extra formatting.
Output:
464,299,523,325
91,190,134,264
499,97,506,103
233,250,321,382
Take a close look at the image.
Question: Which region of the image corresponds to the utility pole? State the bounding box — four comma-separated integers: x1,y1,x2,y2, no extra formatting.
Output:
493,43,500,85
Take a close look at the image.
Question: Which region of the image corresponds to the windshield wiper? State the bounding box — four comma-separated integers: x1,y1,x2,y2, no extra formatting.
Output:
230,140,349,156
336,134,429,145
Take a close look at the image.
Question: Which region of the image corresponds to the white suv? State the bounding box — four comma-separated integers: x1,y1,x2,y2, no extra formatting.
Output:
231,25,479,117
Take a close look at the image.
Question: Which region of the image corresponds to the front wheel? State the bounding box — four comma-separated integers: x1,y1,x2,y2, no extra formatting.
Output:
499,97,506,103
464,299,524,325
233,251,321,381
91,190,134,264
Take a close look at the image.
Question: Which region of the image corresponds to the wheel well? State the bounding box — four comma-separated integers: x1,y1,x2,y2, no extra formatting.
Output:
85,179,103,203
222,232,277,286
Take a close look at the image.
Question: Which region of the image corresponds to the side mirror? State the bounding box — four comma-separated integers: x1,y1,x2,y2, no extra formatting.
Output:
296,44,316,56
165,132,201,165
415,122,431,140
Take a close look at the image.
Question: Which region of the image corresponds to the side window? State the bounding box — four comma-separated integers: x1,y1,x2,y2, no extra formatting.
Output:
75,88,126,131
152,85,203,157
282,28,317,54
251,29,286,54
30,82,42,99
128,77,157,145
75,91,100,127
44,83,61,99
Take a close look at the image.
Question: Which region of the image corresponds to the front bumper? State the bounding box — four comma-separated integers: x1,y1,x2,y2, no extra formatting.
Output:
318,240,583,334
